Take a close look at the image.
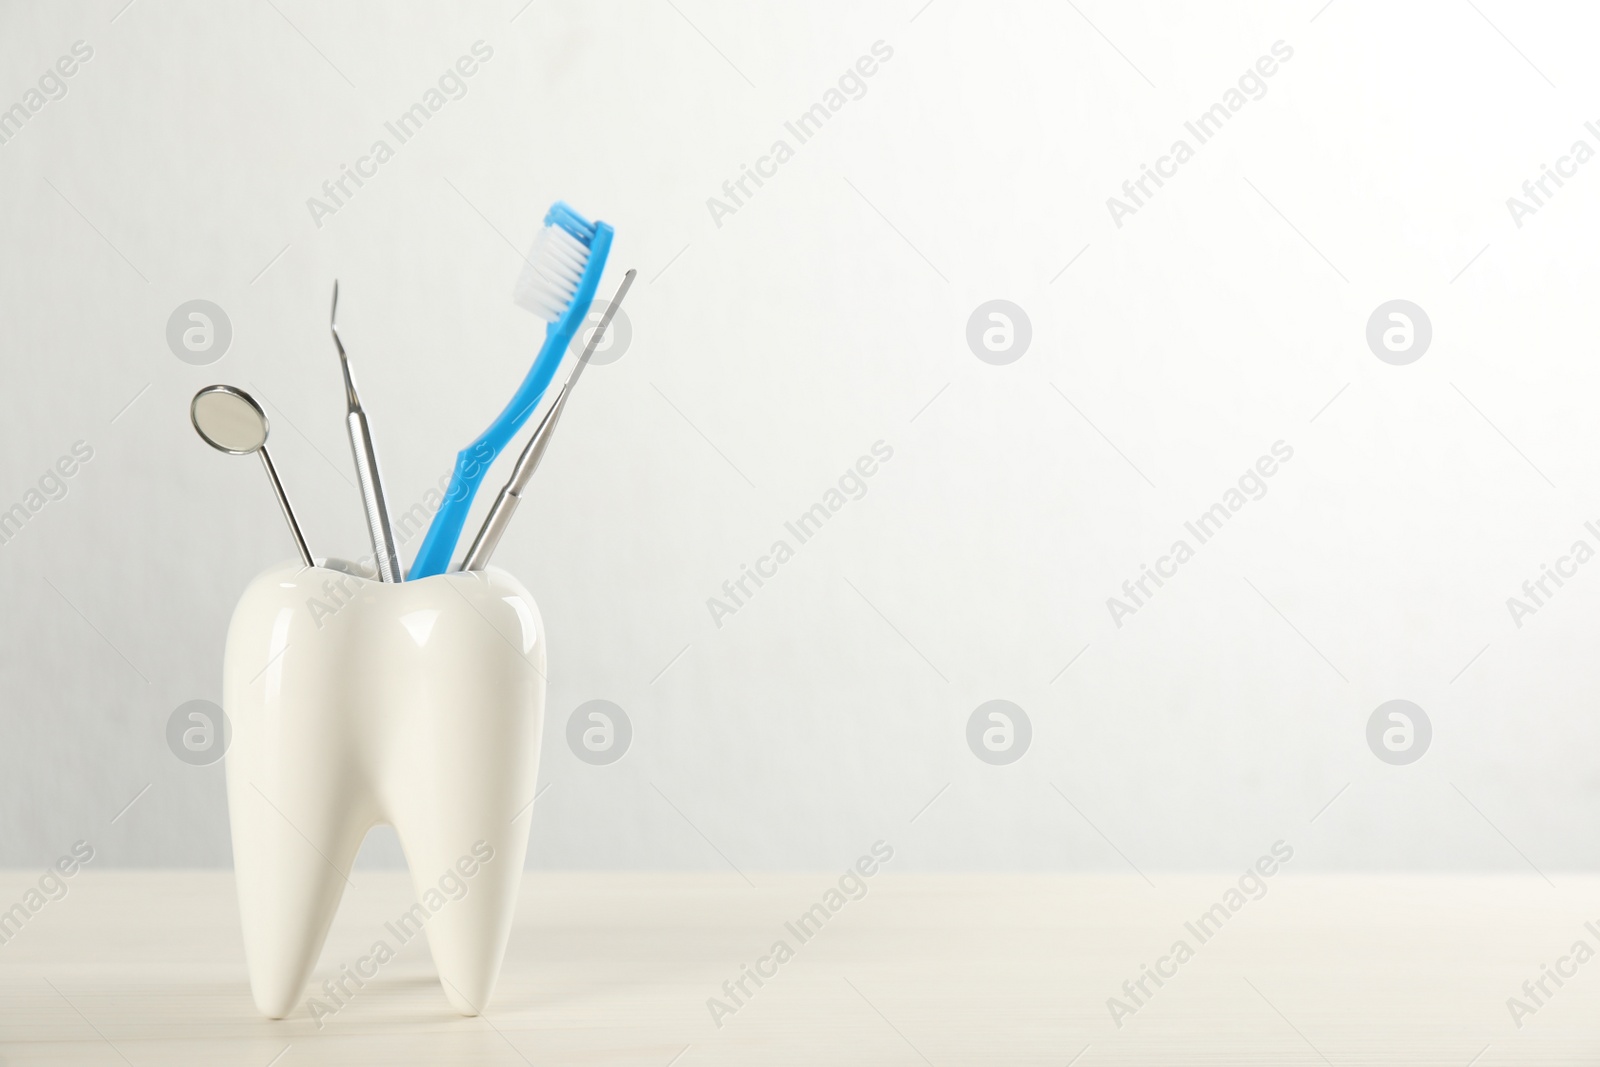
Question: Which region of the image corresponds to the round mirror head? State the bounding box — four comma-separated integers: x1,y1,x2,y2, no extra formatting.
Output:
191,385,268,455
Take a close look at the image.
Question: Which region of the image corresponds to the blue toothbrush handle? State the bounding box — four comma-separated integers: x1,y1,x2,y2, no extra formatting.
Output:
408,217,613,579
408,319,575,578
408,439,501,578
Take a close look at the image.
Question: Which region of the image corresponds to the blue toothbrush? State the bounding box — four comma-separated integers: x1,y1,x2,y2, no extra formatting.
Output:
409,201,614,578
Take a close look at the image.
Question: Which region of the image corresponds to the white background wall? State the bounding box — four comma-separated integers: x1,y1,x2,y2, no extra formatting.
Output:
2,0,1597,874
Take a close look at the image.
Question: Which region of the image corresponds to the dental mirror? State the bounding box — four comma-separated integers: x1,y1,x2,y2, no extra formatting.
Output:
191,385,314,568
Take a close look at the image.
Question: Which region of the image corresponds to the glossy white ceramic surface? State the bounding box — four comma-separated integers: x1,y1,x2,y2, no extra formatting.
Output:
222,559,545,1018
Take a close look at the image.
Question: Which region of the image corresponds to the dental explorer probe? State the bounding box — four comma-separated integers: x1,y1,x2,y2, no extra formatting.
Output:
460,269,635,571
330,281,402,582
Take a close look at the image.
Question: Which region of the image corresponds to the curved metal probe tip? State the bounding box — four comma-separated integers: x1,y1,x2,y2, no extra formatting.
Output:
330,279,357,408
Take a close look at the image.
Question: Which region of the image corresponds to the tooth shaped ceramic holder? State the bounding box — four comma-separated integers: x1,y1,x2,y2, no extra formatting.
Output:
222,560,545,1018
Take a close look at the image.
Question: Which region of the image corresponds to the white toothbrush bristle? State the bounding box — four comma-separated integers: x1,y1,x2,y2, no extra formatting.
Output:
514,224,590,322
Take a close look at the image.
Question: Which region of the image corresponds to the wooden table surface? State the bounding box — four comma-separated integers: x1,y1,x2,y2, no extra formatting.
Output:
1,870,1597,1065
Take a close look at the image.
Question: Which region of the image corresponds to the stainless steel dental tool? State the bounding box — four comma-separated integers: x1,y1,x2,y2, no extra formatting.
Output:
330,281,402,582
190,385,314,568
459,268,636,572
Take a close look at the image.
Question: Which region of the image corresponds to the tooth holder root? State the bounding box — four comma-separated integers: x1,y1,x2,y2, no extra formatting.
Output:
222,559,545,1019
